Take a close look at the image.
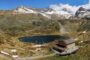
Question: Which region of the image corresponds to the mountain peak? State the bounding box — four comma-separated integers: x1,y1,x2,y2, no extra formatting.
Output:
75,6,90,19
14,6,37,14
78,7,86,11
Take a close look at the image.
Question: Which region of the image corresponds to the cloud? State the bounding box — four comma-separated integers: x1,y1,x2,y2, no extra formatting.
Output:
82,4,90,9
49,3,90,15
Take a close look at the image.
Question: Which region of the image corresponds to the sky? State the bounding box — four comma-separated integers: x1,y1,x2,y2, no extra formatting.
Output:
0,0,89,10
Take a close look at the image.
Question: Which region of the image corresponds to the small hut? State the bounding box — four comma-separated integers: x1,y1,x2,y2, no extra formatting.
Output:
52,38,79,55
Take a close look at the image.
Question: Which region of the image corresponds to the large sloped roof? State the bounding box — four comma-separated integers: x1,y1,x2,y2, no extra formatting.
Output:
63,38,75,45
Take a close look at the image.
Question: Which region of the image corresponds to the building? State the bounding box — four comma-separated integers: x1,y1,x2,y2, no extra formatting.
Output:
51,38,79,55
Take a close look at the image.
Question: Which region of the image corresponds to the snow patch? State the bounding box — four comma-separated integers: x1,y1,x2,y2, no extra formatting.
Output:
40,13,51,19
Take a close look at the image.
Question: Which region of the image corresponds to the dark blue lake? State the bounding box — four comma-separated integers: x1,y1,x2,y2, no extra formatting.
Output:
19,35,69,44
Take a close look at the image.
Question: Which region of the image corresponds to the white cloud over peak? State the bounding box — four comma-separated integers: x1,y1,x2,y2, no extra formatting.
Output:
49,3,90,15
82,4,90,9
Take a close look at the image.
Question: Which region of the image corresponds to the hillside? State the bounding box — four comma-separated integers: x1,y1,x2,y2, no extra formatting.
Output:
0,13,89,60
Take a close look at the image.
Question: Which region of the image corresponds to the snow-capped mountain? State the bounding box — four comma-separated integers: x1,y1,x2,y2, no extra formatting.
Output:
14,6,37,14
13,5,73,19
13,3,90,19
14,6,51,19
